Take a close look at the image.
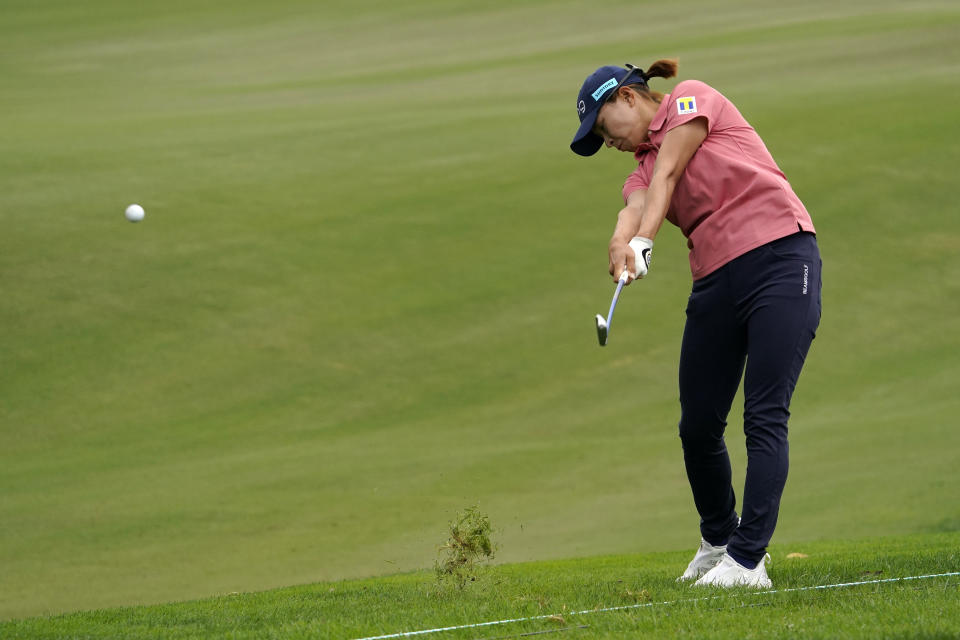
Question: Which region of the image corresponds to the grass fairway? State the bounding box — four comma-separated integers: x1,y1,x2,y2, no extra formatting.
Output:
1,533,957,638
1,0,959,627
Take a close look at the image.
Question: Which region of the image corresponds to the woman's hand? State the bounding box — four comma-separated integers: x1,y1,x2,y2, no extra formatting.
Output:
609,235,638,283
609,236,654,284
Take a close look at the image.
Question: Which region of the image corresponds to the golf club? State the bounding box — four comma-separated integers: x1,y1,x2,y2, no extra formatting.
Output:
596,270,630,347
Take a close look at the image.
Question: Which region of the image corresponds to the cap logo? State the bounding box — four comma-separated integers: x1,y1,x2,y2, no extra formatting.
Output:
591,77,618,101
577,99,586,115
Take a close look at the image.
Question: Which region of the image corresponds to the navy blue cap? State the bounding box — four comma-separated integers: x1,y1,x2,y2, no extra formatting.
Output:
570,64,646,156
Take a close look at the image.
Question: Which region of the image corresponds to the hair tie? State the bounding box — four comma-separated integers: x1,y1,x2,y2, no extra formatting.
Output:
625,63,648,84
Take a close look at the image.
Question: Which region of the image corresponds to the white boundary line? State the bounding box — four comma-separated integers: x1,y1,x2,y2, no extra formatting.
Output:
351,571,960,640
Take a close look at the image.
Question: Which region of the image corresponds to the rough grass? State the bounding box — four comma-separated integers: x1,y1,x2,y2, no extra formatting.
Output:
1,533,956,639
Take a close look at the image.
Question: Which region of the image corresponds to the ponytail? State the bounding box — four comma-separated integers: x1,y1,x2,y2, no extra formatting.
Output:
643,59,678,82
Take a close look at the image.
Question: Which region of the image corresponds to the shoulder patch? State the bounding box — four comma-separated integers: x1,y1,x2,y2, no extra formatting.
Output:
677,96,697,115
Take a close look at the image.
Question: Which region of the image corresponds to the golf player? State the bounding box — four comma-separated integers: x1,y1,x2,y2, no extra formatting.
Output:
570,60,821,588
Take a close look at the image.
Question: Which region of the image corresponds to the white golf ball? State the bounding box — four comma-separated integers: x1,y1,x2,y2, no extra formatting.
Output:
125,204,145,222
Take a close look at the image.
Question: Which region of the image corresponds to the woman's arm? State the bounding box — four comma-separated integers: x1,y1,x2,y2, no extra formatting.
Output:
608,189,645,279
635,117,708,239
608,117,709,281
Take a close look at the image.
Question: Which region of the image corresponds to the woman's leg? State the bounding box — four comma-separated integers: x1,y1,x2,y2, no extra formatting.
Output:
678,269,747,546
726,235,822,566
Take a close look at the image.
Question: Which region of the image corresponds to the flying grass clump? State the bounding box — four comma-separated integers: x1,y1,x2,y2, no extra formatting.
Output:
435,505,496,589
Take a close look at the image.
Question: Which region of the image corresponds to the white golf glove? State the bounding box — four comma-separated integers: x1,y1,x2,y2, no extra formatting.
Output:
628,236,654,280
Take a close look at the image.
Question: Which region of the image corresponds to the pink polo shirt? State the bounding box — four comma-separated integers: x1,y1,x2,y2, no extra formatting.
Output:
622,79,815,280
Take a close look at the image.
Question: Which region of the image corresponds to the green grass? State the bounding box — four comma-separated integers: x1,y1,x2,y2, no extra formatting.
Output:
1,0,960,629
2,533,957,638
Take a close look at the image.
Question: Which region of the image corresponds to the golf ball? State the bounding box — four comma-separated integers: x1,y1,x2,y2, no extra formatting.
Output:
125,204,145,222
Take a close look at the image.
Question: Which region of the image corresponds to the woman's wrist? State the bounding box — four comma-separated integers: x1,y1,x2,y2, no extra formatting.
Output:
613,206,643,241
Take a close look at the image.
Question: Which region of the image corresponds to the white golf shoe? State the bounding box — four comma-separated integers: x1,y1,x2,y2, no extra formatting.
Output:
694,552,773,589
677,538,727,582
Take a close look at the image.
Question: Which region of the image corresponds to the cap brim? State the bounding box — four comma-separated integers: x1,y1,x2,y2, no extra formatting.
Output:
570,109,603,157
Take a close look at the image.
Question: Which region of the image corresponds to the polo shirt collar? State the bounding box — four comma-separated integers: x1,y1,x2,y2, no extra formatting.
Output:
633,93,671,158
648,93,671,133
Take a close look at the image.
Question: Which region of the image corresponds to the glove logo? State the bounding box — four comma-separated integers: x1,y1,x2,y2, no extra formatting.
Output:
642,248,652,267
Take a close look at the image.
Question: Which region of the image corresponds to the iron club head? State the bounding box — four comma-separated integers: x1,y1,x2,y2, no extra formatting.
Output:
595,271,629,347
595,313,608,346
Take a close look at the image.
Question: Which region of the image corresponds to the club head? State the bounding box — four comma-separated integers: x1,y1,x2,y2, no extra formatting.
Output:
595,313,608,346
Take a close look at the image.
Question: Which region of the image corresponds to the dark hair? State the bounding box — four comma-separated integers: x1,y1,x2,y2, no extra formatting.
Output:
615,58,678,104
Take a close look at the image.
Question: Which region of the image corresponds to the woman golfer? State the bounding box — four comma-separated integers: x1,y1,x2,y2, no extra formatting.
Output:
570,60,821,588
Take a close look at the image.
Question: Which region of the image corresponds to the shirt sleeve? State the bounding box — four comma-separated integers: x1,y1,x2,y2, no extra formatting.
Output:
622,168,649,202
661,79,725,134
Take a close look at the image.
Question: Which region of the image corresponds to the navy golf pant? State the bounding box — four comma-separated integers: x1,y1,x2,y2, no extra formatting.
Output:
678,231,821,566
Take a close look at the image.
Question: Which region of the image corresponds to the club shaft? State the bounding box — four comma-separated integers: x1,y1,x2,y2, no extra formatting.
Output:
606,278,626,330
